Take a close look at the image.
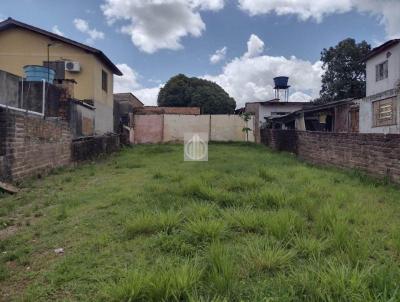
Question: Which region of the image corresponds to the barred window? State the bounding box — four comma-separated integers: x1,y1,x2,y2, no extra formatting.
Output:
373,97,396,127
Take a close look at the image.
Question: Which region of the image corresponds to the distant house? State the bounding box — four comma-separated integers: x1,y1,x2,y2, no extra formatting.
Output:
0,18,122,134
270,99,360,133
359,39,400,133
245,99,309,141
113,93,144,142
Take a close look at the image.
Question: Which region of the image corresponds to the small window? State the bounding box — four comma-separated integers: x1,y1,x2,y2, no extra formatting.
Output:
373,97,396,127
102,70,108,92
375,60,388,81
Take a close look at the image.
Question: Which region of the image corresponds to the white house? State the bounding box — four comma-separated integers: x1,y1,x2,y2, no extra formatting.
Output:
245,99,309,142
360,39,400,133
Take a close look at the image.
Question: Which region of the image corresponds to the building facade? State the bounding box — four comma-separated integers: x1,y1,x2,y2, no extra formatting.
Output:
360,39,400,133
0,18,122,134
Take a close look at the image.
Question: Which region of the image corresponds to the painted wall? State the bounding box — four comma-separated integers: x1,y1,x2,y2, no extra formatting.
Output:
0,28,115,133
133,114,255,144
359,92,400,133
164,115,210,141
133,115,163,144
211,115,255,142
366,43,400,96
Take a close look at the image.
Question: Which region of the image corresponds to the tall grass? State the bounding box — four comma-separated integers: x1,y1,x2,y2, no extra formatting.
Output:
125,211,182,238
2,143,400,301
104,260,203,301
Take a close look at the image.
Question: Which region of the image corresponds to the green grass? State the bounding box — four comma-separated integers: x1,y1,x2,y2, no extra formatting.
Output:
1,142,400,301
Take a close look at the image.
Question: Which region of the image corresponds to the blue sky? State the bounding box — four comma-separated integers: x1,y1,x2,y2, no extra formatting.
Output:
1,0,398,107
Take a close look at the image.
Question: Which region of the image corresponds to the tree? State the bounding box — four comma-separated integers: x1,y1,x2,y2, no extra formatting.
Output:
320,38,371,102
240,112,252,142
158,74,236,114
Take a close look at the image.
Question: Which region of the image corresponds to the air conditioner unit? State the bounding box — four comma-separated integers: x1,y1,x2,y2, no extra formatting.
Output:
65,61,81,72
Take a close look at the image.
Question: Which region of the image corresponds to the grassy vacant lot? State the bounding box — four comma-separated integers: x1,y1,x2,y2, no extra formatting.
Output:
1,143,400,301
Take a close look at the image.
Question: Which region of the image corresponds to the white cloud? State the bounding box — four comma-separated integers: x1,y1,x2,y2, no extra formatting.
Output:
134,86,163,106
204,34,323,108
101,0,225,53
244,34,264,58
73,18,105,44
210,46,227,64
289,91,313,102
238,0,400,38
52,25,64,37
114,63,141,93
113,63,162,105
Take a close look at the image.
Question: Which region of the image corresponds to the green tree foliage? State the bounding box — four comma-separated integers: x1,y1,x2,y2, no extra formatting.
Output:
158,74,236,114
320,38,371,102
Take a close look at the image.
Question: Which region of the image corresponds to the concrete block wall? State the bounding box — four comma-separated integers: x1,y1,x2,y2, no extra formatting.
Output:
261,129,400,183
164,115,210,141
133,114,255,144
211,115,255,142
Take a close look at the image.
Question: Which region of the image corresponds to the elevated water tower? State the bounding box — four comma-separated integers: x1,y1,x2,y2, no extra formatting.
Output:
273,76,290,102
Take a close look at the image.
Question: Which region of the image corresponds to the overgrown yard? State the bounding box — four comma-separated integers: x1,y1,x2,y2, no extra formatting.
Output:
1,143,400,301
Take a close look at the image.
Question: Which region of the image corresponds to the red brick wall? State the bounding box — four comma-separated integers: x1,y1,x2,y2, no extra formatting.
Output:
261,129,400,183
0,108,72,182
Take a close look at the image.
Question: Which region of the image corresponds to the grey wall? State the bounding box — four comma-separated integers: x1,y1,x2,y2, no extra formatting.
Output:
69,102,95,138
360,90,400,134
0,70,20,107
94,100,114,134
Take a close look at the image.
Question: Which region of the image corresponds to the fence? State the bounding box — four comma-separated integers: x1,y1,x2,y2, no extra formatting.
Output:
261,129,400,183
0,70,55,117
133,114,255,144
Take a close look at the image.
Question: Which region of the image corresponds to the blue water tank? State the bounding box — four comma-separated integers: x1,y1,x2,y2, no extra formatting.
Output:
23,65,55,84
273,76,289,88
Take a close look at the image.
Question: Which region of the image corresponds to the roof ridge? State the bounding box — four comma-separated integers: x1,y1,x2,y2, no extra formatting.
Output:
0,18,122,76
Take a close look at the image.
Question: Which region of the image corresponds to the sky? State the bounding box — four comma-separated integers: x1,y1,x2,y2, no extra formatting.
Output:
1,0,399,108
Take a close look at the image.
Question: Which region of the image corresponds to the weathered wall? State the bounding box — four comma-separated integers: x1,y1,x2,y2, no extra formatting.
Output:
94,100,114,134
164,115,210,141
0,107,120,182
210,115,255,142
133,114,255,143
261,129,400,183
69,102,95,138
71,134,120,161
359,89,400,134
0,108,72,182
0,70,19,107
133,115,163,144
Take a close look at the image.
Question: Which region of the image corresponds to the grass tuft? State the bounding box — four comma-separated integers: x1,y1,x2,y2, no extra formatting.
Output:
126,211,182,238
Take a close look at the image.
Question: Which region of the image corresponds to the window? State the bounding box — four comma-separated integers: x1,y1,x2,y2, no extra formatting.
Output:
102,70,108,92
375,60,388,81
373,97,396,127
